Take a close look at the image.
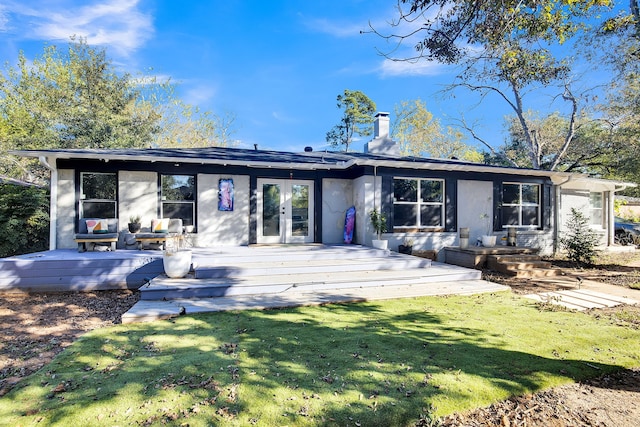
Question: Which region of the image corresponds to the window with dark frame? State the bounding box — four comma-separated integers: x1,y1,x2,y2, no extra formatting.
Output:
393,178,444,229
80,172,117,218
501,183,540,227
161,174,196,227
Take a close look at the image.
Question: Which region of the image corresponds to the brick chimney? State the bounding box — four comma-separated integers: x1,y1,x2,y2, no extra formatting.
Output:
365,112,399,155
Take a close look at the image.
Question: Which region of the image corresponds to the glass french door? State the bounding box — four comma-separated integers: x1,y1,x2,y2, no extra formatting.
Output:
257,179,314,244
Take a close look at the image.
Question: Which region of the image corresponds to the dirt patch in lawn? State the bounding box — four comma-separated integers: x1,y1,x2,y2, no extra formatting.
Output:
0,290,139,396
0,256,639,426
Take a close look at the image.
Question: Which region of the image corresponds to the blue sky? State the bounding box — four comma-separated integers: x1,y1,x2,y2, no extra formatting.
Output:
0,0,605,153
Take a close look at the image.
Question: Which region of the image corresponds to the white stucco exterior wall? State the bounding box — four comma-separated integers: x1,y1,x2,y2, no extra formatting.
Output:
321,179,354,244
559,188,608,246
457,179,556,255
196,174,249,246
56,169,76,249
119,171,158,232
352,175,379,246
457,180,494,244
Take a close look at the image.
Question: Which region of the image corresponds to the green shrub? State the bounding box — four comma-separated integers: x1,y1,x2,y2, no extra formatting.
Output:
560,208,600,265
0,183,49,257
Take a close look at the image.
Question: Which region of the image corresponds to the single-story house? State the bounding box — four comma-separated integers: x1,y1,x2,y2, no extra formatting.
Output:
11,113,634,259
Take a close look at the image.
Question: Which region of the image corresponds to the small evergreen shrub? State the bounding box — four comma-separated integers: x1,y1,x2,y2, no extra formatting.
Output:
0,183,50,257
560,207,600,265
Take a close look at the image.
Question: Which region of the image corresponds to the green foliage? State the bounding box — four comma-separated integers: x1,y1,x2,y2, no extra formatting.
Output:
391,99,479,159
2,292,639,425
0,183,49,257
560,208,600,265
0,38,236,183
376,2,622,171
0,38,158,150
369,208,387,238
397,1,613,65
326,89,376,151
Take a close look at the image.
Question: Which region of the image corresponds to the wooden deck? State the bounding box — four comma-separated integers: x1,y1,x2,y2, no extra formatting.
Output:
0,245,497,293
0,249,164,292
443,246,539,269
0,245,511,322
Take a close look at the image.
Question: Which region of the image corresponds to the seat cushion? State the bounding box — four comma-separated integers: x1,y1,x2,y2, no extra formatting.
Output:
75,233,118,240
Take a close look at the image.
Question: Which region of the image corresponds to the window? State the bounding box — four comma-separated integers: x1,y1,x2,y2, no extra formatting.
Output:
80,172,117,218
589,192,603,226
161,174,196,227
393,178,444,228
501,183,540,227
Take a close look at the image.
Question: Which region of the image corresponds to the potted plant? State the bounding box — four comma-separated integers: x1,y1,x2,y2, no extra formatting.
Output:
163,233,192,279
128,215,141,233
370,208,388,250
480,213,496,247
398,238,414,254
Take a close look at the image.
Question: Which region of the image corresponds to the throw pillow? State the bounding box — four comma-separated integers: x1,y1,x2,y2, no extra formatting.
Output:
152,218,170,233
86,219,109,234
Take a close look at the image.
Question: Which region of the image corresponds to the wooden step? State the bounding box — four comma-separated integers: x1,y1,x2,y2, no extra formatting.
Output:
486,254,543,270
125,279,510,323
140,262,481,300
495,260,552,272
194,253,431,279
502,267,564,278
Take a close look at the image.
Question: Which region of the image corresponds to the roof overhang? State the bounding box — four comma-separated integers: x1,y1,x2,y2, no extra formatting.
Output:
12,149,352,171
9,148,636,188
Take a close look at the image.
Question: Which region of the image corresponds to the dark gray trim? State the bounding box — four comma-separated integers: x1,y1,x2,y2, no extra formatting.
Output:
381,176,394,231
494,180,553,231
314,179,322,243
493,181,502,232
74,170,119,233
249,176,257,245
543,183,553,230
158,173,198,230
445,178,457,232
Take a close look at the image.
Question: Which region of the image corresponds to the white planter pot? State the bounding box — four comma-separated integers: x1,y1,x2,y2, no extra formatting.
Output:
372,239,388,250
163,250,192,278
481,235,497,248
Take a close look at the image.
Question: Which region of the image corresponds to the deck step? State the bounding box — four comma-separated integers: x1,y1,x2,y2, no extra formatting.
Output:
124,279,509,323
139,263,481,300
486,253,562,278
486,254,543,270
495,260,552,272
503,267,564,278
194,253,431,279
195,245,390,264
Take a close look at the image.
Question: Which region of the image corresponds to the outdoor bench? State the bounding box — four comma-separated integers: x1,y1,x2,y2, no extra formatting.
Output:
134,218,183,250
74,218,119,252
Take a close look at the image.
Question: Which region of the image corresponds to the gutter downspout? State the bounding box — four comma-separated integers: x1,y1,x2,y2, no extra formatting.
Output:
553,176,572,255
39,156,57,250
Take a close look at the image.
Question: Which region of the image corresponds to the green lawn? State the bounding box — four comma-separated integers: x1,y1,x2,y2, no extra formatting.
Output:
1,291,639,426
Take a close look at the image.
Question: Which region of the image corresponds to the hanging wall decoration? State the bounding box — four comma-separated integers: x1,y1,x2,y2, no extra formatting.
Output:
218,178,234,211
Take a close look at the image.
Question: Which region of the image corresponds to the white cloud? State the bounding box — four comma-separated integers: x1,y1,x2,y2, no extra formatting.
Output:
183,84,218,106
379,58,447,77
0,6,8,32
304,17,365,38
1,0,153,56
